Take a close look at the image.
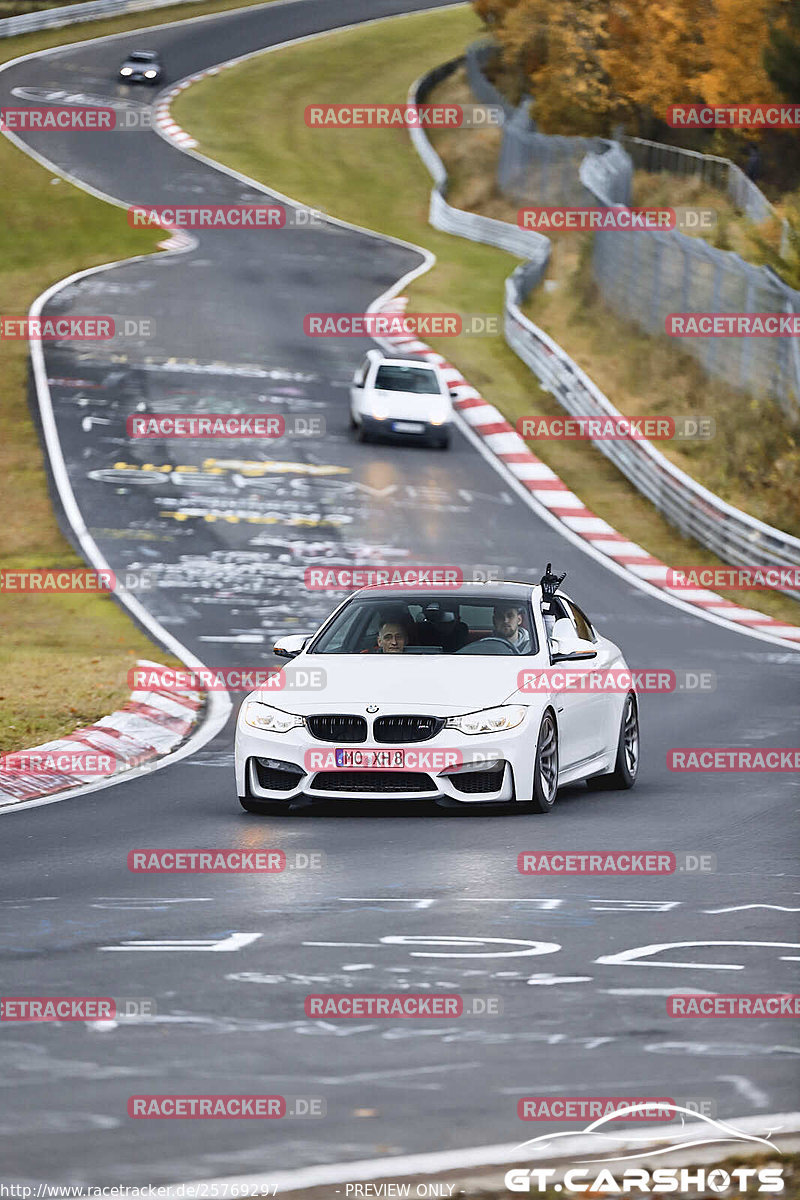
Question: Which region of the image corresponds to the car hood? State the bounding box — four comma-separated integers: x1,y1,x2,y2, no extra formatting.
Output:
251,654,538,714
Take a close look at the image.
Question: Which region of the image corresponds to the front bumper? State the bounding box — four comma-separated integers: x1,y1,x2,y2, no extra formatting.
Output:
235,716,536,805
357,414,450,441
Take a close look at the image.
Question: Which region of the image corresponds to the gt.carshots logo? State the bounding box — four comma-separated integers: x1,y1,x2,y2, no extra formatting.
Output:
505,1106,785,1193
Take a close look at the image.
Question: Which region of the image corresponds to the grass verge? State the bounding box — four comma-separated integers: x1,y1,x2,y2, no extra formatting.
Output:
173,11,800,626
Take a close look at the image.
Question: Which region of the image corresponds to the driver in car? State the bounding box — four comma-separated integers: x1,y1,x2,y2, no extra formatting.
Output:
492,603,532,653
375,616,411,654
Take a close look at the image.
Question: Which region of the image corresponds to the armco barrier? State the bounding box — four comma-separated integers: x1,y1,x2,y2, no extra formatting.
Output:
410,60,800,598
408,61,551,285
0,0,195,38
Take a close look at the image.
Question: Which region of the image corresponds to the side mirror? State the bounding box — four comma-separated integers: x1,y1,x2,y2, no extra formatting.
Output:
448,388,460,399
549,618,596,663
273,634,310,659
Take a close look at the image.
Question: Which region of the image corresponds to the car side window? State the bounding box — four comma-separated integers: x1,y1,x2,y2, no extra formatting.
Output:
353,358,370,387
542,596,576,646
567,601,596,642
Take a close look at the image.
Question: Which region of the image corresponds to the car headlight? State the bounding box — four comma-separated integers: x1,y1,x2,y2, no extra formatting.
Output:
144,70,158,78
445,705,528,735
430,407,450,426
120,67,133,75
243,701,305,733
371,400,389,420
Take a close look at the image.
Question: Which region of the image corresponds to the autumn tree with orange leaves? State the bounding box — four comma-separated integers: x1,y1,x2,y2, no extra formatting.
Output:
473,0,788,138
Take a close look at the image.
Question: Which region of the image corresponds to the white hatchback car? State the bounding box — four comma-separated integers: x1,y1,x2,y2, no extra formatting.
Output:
234,578,640,815
349,352,455,448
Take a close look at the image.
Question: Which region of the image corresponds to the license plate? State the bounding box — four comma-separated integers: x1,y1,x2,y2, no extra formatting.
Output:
335,747,405,769
392,421,425,434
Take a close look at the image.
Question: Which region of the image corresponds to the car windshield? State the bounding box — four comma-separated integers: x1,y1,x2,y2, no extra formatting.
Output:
129,52,156,61
374,365,439,394
309,594,539,656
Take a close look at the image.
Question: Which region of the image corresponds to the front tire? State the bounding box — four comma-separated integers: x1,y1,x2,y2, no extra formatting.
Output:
586,692,639,791
527,710,559,813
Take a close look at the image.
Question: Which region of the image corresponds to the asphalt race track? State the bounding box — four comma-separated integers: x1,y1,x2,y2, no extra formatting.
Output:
1,0,799,1186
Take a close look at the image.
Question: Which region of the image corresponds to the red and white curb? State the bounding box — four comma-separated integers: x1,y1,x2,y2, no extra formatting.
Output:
0,660,203,808
154,67,230,147
381,297,800,645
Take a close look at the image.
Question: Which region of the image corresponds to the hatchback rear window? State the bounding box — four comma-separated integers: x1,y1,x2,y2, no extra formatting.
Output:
374,365,439,394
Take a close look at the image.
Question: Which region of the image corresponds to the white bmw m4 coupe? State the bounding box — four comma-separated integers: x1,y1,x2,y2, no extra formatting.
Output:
234,571,639,814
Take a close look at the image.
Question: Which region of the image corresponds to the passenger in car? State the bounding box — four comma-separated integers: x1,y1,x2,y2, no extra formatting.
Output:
492,603,532,653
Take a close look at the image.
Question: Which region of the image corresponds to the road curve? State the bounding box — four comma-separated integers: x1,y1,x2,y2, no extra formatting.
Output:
1,0,798,1185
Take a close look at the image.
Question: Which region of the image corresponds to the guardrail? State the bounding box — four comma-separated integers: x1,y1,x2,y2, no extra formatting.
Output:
0,0,194,38
408,62,551,288
410,60,800,597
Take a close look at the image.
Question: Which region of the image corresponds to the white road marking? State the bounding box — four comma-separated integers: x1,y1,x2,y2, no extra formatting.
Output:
704,905,800,914
596,940,800,970
719,1076,770,1108
603,988,717,996
100,932,262,952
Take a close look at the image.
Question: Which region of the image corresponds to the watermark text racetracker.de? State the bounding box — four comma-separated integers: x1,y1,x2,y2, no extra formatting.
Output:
1,997,155,1020
305,103,503,128
668,748,800,771
303,565,501,589
305,312,501,337
518,851,716,874
128,664,327,693
1,316,154,340
126,414,323,438
304,993,501,1017
0,568,152,594
127,849,324,872
668,565,800,591
517,415,714,441
517,206,716,234
517,668,715,693
127,204,326,229
127,1095,325,1118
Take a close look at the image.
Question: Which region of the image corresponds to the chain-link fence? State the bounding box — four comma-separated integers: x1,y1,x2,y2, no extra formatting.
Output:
465,40,800,416
621,135,788,240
